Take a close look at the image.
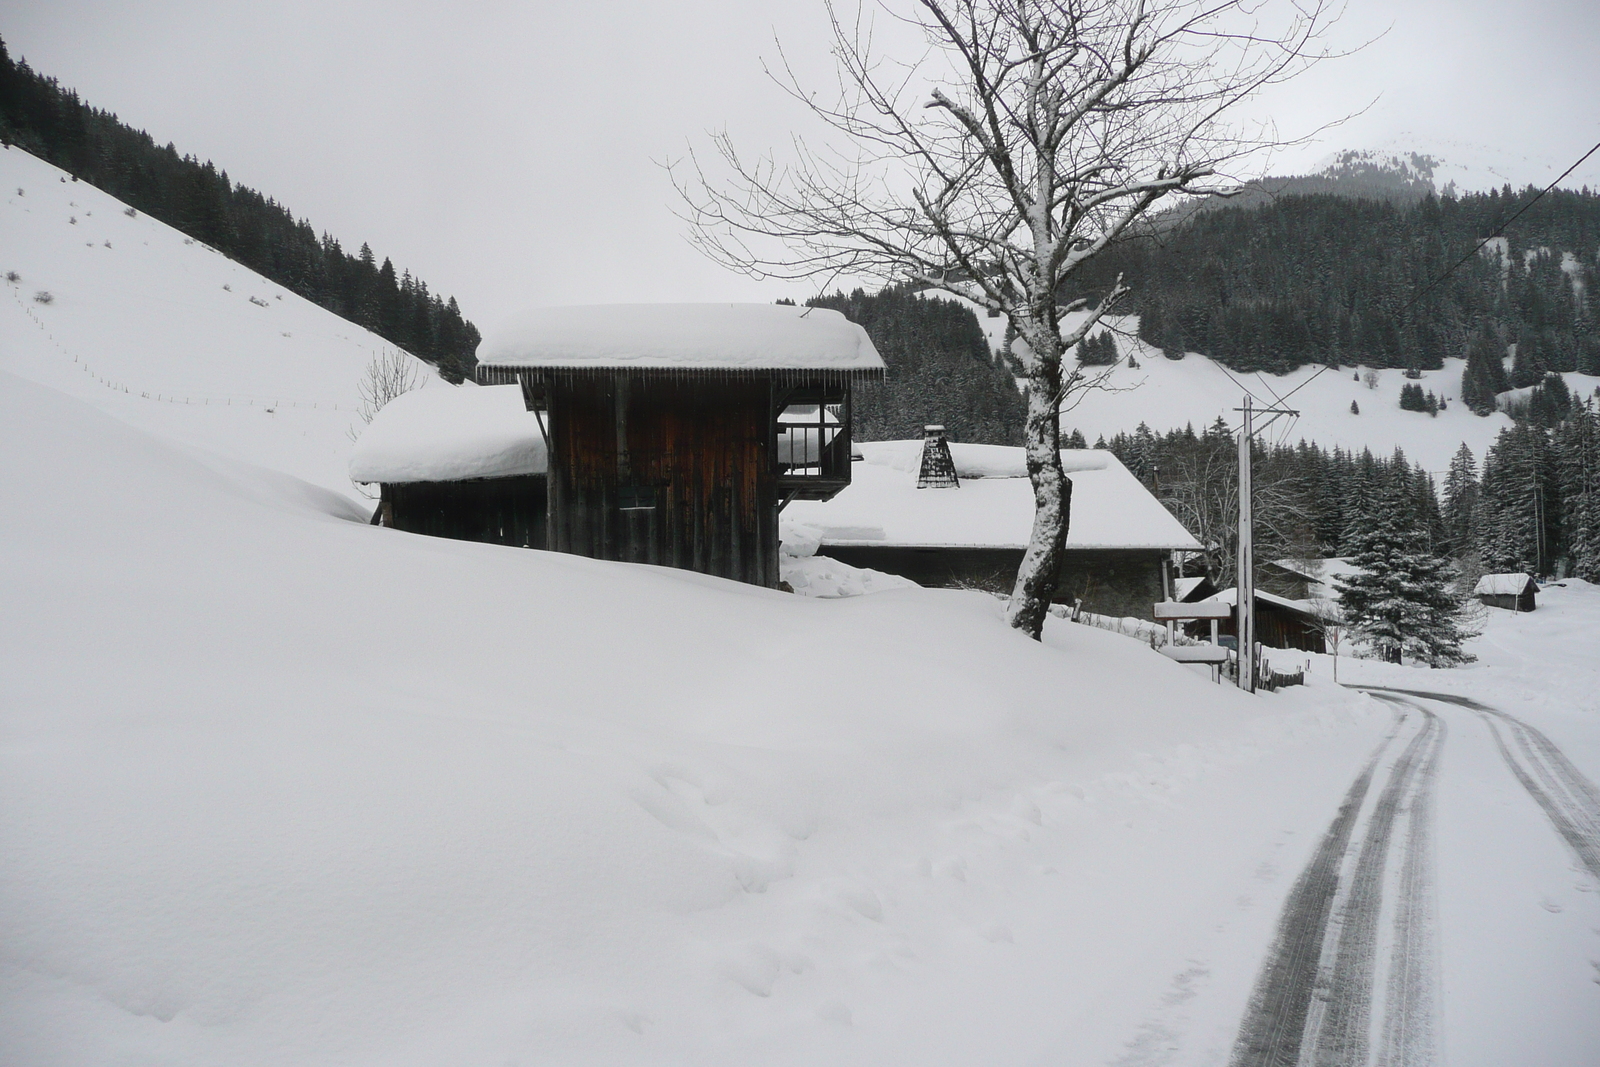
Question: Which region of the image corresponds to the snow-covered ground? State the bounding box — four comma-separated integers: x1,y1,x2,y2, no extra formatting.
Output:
4,143,1599,1065
0,365,1394,1066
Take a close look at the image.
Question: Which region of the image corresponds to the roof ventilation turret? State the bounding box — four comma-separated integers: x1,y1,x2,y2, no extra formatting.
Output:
916,425,960,489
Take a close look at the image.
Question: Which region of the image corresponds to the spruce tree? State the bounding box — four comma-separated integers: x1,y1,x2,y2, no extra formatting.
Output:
1441,443,1481,562
1555,399,1600,581
1461,329,1509,415
1480,424,1555,574
1336,481,1474,666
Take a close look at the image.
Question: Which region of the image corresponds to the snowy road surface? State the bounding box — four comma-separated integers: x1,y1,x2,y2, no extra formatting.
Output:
1225,687,1600,1067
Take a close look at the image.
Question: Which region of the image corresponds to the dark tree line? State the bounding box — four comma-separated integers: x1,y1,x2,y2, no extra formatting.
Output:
805,288,1026,445
1460,398,1600,582
0,37,479,381
1066,186,1600,380
1090,419,1445,584
1094,420,1482,664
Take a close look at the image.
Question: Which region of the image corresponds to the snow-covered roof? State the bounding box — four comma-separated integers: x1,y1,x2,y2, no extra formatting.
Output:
348,385,547,484
1172,576,1209,600
783,441,1202,551
476,304,887,376
1271,557,1367,599
1211,586,1324,617
1474,572,1535,596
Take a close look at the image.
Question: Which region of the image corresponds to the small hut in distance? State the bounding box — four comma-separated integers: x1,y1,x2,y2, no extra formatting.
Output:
1474,572,1537,612
476,304,886,587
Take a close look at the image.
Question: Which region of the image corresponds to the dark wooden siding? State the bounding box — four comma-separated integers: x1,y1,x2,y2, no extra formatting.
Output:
1205,599,1326,653
382,475,547,548
1478,589,1536,611
546,377,779,586
814,545,1165,619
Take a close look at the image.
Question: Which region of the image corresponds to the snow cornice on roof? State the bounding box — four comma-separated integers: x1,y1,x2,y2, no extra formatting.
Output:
475,304,887,380
349,384,547,484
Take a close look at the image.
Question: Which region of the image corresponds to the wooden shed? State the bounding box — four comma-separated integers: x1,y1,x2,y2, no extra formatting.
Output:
1473,572,1537,612
349,384,548,548
475,304,885,587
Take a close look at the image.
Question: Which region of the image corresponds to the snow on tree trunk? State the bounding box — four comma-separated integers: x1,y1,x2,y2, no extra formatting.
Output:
1006,338,1070,636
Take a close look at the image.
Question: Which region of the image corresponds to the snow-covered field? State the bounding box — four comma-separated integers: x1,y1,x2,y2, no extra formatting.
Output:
4,143,1599,1064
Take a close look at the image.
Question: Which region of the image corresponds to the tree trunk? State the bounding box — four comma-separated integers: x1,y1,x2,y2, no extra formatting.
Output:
1006,328,1070,638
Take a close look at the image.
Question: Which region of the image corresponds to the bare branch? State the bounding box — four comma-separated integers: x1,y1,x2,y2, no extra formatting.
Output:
671,0,1345,636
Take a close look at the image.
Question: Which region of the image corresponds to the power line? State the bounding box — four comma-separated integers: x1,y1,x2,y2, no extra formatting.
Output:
1272,137,1600,411
1397,137,1600,321
1211,357,1269,410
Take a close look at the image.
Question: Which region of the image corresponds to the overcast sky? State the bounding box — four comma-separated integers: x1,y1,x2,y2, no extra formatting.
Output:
5,0,1599,334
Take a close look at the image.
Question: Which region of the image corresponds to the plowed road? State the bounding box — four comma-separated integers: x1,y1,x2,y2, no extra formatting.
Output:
1228,688,1600,1067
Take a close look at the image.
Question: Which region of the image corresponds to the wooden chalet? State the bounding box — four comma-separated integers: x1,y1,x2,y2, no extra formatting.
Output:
475,304,885,587
349,384,548,548
782,440,1203,618
1199,587,1328,653
1473,572,1537,612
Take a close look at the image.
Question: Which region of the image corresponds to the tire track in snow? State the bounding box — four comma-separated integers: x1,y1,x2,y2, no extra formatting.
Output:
1376,702,1444,1067
1362,687,1600,883
1227,715,1399,1067
1229,699,1444,1067
1307,700,1442,1067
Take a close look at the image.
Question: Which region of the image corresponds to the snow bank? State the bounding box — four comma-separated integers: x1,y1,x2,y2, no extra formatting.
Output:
786,441,1199,550
0,370,1374,1067
477,303,887,374
348,384,546,484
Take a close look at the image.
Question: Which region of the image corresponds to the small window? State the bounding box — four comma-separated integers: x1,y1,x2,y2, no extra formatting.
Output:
618,485,658,511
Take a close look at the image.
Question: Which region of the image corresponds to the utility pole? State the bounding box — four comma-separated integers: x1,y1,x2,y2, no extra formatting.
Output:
1235,394,1298,693
1237,396,1256,692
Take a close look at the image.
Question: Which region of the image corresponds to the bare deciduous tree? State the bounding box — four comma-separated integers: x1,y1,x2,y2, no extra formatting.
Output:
1159,444,1316,587
677,0,1339,637
349,348,427,500
354,347,424,429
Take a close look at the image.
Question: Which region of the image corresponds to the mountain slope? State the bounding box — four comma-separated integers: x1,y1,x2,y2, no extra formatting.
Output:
1,144,438,501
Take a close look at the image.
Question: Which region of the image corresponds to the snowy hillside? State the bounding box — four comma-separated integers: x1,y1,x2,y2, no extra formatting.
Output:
0,145,437,502
926,293,1599,477
1055,330,1598,478
1309,139,1582,197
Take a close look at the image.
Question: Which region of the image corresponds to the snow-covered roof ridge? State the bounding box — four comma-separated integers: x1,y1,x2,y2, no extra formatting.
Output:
1474,572,1535,596
1212,586,1322,614
476,303,887,376
785,441,1201,551
349,384,547,484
